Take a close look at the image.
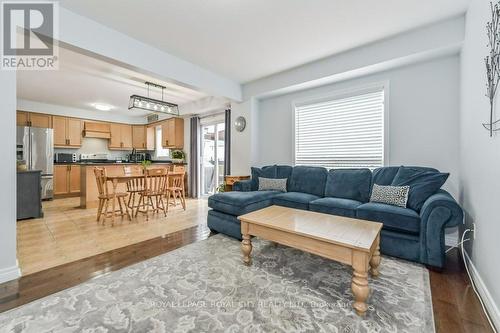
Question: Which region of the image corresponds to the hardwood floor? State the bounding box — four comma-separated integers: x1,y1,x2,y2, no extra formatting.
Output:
430,248,495,333
4,204,495,332
17,197,208,275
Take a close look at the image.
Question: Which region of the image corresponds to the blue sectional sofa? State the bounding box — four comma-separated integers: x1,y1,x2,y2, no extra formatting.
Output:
207,165,463,268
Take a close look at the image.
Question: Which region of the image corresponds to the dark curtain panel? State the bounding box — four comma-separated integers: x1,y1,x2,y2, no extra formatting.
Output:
224,109,231,176
189,116,200,198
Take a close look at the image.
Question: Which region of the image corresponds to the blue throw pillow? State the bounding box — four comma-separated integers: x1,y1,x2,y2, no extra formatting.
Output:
391,166,449,212
251,165,277,190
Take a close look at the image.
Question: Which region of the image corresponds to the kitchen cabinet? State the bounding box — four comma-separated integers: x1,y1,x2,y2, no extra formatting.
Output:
16,111,52,128
109,123,133,150
161,117,184,149
132,125,155,150
53,116,82,147
54,164,80,196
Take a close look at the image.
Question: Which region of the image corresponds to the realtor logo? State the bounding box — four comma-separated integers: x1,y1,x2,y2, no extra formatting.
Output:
1,1,59,70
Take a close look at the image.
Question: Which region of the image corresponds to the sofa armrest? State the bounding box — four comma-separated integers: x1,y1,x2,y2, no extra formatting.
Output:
232,179,253,192
419,190,464,267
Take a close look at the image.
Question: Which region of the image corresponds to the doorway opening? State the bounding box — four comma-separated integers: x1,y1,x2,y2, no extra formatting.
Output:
200,122,225,196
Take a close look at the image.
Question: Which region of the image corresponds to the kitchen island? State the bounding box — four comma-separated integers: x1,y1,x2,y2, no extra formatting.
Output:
79,163,186,209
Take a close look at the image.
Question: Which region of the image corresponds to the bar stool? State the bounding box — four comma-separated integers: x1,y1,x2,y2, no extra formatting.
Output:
94,167,130,225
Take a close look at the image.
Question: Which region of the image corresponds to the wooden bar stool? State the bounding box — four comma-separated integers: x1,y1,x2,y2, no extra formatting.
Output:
166,172,186,211
135,168,169,221
94,167,130,225
124,165,145,211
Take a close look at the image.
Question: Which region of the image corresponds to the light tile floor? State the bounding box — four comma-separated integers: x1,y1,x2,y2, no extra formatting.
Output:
17,197,209,275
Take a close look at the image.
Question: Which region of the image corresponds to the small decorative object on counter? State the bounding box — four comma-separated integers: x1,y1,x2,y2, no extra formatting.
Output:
140,160,152,169
17,160,27,172
171,150,185,163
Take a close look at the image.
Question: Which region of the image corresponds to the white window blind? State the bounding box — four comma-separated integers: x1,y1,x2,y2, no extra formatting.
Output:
294,89,385,169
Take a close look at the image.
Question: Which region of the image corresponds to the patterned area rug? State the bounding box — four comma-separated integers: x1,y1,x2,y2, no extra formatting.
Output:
0,234,434,332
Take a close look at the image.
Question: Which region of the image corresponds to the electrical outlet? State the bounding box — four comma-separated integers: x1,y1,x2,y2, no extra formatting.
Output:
471,223,476,240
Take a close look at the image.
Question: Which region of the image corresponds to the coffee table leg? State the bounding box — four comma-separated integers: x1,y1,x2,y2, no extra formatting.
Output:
370,234,381,277
352,251,370,316
241,234,252,266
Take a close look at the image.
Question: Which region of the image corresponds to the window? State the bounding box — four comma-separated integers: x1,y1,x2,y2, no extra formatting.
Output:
294,88,385,169
155,126,170,158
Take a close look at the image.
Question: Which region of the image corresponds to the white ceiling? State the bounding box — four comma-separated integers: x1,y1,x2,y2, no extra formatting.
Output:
59,0,470,83
17,47,208,118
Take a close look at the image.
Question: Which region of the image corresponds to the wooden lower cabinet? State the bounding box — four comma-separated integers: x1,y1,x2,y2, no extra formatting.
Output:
54,165,81,196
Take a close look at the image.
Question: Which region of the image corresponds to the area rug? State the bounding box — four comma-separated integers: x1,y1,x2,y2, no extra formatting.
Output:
0,234,434,332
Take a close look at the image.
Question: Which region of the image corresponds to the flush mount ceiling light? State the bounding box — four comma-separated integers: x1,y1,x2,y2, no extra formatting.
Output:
129,81,179,115
93,103,112,111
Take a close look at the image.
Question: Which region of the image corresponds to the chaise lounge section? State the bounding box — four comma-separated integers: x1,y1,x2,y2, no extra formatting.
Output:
207,165,463,268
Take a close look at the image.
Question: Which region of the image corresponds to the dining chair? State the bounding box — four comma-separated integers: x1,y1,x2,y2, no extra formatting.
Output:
135,168,169,220
166,171,186,211
94,167,130,225
123,165,145,211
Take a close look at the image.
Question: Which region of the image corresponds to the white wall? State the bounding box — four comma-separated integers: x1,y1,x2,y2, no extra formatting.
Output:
0,72,21,283
460,0,500,326
257,55,460,198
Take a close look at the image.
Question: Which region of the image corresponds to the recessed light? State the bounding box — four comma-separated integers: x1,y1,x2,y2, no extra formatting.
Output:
93,103,112,111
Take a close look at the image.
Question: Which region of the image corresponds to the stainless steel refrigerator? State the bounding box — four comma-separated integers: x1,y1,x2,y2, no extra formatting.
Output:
16,126,54,199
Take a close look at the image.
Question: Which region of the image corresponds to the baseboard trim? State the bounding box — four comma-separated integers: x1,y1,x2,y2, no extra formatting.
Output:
0,264,21,284
464,251,500,331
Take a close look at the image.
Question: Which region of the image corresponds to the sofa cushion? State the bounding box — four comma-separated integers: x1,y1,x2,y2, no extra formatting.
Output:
288,166,328,197
208,191,279,216
250,165,277,190
356,202,421,235
391,166,449,212
272,192,320,210
309,197,362,218
372,166,439,186
325,168,372,202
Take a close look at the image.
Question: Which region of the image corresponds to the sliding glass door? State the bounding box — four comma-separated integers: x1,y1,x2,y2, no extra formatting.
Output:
201,122,225,196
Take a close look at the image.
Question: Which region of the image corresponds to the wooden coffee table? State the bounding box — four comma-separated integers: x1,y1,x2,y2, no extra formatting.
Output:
238,205,382,316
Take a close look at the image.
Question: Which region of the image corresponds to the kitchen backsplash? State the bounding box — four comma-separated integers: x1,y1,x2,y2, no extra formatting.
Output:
54,137,152,161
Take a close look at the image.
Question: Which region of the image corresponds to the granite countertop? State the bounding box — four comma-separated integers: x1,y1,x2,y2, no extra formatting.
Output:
17,169,42,173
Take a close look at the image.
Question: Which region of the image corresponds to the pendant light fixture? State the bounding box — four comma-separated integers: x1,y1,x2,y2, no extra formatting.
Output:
128,81,179,115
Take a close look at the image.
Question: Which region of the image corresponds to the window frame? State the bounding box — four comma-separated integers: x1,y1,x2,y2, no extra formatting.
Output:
291,81,390,169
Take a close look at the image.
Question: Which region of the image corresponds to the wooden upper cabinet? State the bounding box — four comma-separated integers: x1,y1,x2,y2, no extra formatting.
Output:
29,113,52,128
16,111,29,126
53,116,82,147
16,111,52,128
67,118,82,147
161,117,184,149
109,123,132,150
53,116,67,146
121,124,132,149
109,123,122,149
146,126,155,150
132,125,155,150
132,125,145,149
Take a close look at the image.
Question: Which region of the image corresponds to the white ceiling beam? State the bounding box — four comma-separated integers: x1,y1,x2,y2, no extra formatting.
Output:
243,15,465,100
58,7,242,102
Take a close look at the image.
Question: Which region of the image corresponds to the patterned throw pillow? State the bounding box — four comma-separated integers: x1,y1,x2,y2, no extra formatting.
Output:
258,177,287,192
370,184,410,208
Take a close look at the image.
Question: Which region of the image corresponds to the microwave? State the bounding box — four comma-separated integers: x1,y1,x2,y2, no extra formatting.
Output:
55,153,77,163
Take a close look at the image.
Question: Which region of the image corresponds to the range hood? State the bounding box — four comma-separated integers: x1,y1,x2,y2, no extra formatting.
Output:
83,121,111,139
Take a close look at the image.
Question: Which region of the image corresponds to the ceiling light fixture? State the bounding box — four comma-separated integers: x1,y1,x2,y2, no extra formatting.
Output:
93,103,112,111
128,81,179,115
